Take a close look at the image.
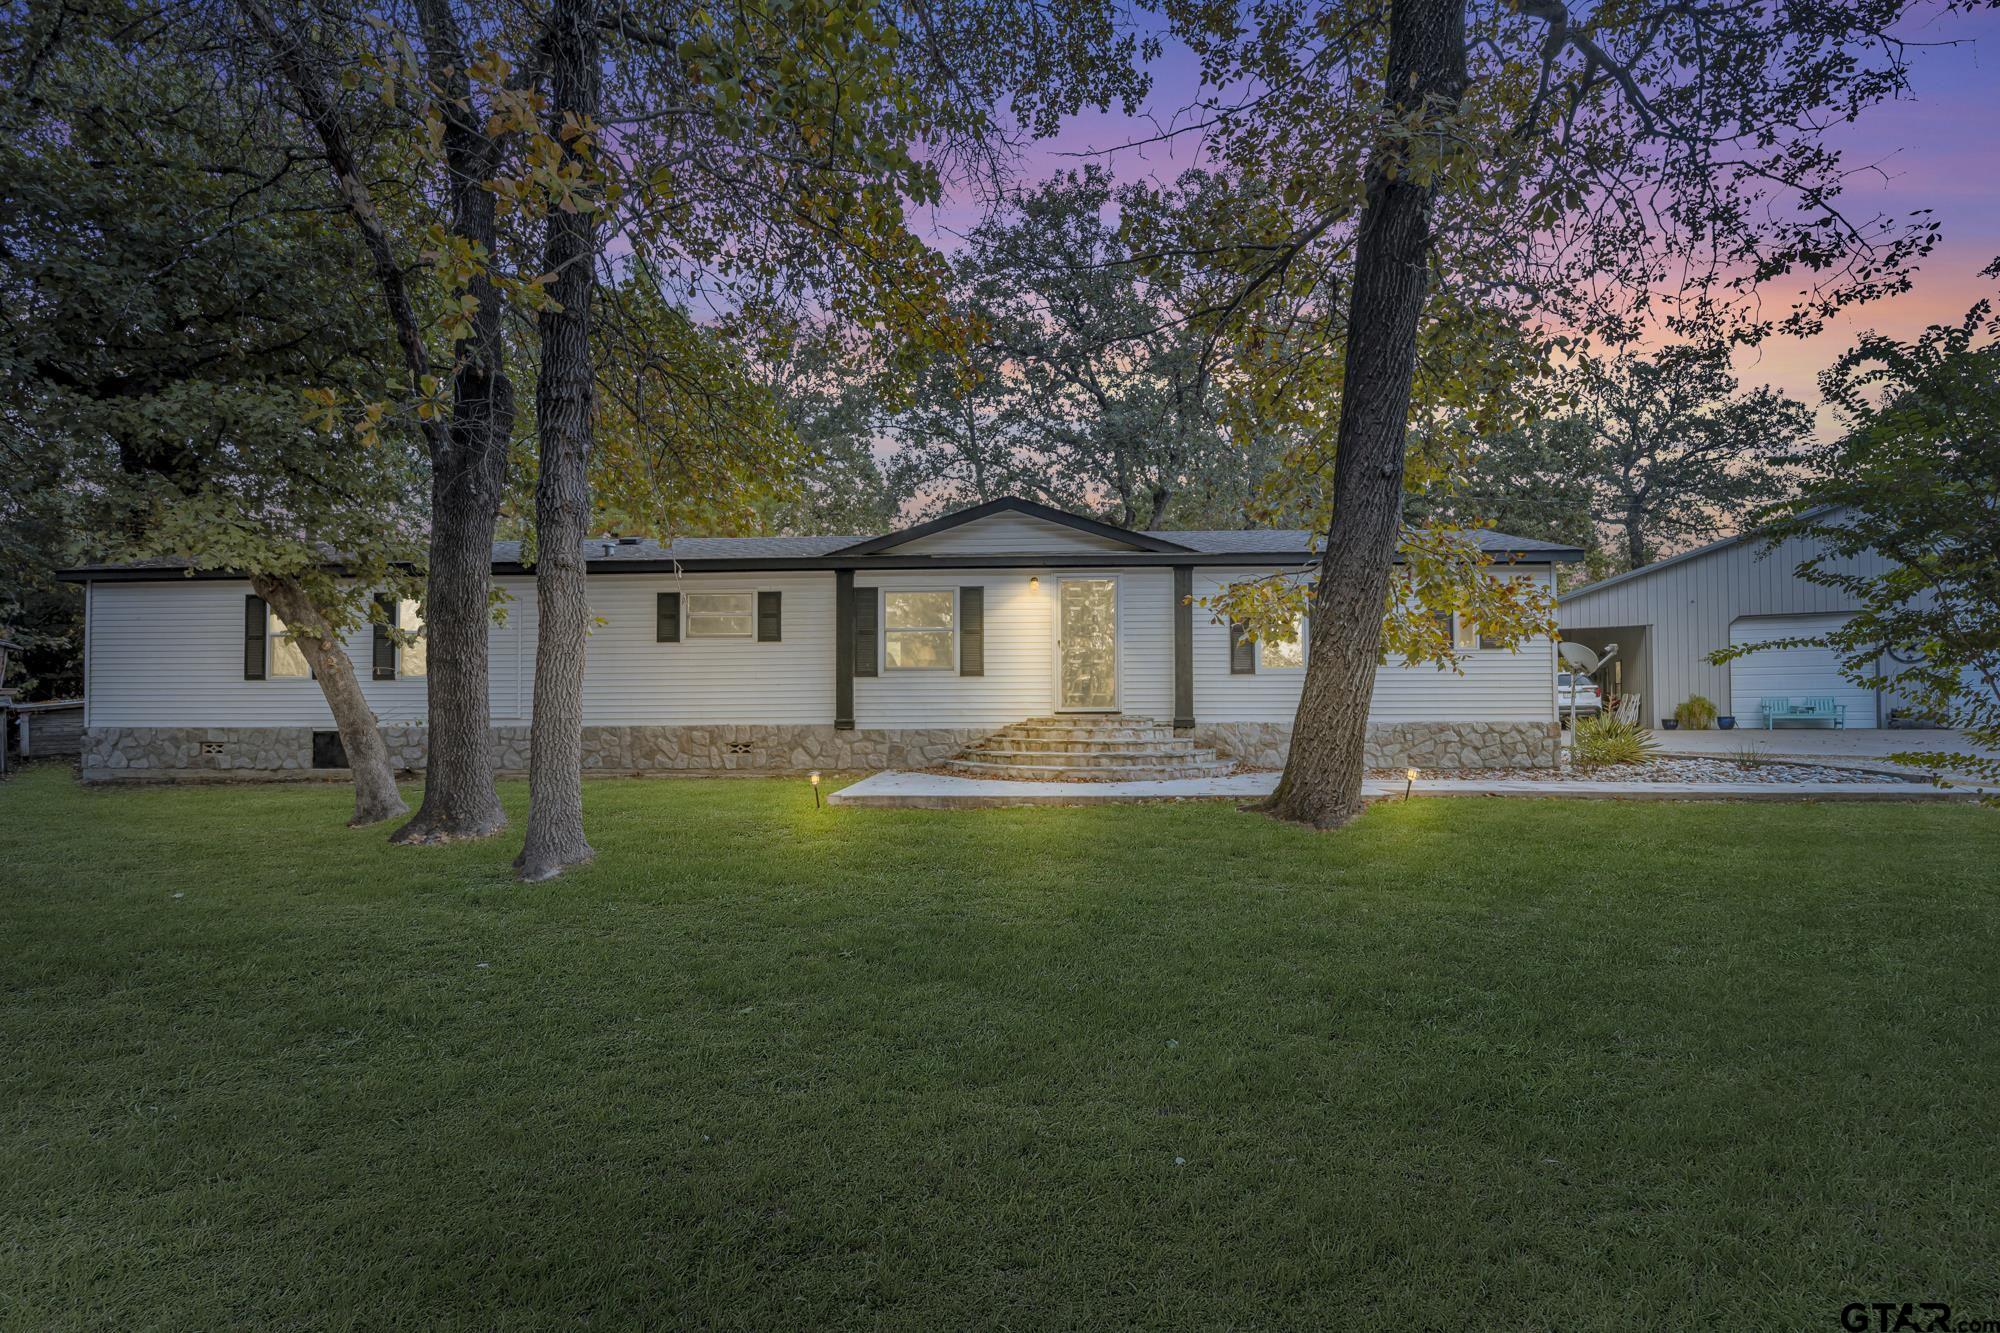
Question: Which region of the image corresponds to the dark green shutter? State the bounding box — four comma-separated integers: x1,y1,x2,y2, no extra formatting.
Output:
757,590,782,642
958,587,984,676
244,594,267,679
852,587,878,677
834,570,856,728
656,591,680,642
1172,566,1194,727
1229,620,1256,675
372,595,397,680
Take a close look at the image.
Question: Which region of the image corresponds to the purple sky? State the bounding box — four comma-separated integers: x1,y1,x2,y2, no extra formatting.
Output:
912,4,2000,422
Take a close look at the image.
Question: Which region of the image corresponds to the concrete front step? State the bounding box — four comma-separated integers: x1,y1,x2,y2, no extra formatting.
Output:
962,748,1225,769
966,737,1206,755
1005,727,1179,744
946,715,1233,783
941,759,1234,781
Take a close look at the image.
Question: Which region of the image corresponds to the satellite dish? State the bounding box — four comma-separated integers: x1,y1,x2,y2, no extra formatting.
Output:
1559,641,1601,674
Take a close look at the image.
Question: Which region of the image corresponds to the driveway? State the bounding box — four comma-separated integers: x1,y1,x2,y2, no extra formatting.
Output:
1649,726,1992,776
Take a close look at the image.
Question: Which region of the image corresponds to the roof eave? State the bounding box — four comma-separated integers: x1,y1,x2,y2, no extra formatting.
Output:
60,547,1578,582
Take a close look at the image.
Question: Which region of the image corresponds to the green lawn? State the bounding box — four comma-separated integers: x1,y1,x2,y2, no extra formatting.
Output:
3,764,1997,1328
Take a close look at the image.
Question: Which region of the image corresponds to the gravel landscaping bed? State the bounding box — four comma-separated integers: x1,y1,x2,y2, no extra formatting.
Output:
1369,757,1930,785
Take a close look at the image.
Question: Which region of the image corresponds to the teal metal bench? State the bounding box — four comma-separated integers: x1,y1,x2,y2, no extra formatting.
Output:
1759,696,1847,729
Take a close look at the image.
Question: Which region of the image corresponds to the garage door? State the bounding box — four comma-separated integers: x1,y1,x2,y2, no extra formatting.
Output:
1728,613,1877,728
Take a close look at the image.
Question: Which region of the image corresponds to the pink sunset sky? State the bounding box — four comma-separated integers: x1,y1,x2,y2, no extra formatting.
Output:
910,2,2000,425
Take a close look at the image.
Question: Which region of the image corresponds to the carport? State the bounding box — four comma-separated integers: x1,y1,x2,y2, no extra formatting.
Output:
1561,625,1649,723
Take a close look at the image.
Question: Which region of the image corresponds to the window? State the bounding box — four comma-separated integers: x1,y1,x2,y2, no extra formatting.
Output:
884,590,954,669
1451,612,1481,652
397,599,427,678
1262,616,1306,669
267,610,310,678
686,591,756,639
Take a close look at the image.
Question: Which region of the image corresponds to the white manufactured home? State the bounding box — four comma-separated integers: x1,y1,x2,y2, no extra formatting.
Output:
64,498,1579,779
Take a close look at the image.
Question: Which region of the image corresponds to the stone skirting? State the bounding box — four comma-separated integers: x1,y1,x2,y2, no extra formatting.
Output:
81,725,990,782
82,718,1560,781
1192,721,1561,770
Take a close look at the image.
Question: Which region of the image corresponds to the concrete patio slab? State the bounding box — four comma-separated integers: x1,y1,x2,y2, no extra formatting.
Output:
829,769,1990,809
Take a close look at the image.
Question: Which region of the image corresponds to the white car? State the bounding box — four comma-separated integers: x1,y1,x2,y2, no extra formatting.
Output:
1557,672,1603,718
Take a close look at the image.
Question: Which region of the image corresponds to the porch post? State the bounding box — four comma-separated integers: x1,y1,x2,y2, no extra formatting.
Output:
1172,564,1194,730
834,568,855,730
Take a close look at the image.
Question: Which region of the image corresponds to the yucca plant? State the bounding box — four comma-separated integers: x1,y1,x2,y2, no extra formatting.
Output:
1573,715,1660,767
1674,695,1719,730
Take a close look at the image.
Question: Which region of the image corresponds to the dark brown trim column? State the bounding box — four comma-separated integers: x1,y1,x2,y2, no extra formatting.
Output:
834,568,855,730
1172,564,1195,730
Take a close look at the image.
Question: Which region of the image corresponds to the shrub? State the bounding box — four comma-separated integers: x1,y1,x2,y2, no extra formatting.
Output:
1573,715,1660,767
1675,694,1719,730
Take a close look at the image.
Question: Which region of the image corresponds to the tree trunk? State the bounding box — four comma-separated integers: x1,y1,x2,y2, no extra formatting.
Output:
388,0,516,845
393,431,509,844
1623,516,1650,571
248,0,512,844
1259,0,1469,829
515,0,600,881
251,574,407,826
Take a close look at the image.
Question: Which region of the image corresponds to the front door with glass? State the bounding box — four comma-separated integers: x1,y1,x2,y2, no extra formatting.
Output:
1056,578,1118,711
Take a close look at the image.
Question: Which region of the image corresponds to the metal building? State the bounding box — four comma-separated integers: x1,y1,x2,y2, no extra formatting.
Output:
1558,511,1900,730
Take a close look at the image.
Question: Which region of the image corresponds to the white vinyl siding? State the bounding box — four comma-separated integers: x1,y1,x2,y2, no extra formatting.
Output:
851,568,1174,727
85,578,527,727
854,572,1037,727
889,510,1137,555
84,574,833,729
1193,566,1559,724
574,574,833,724
85,562,1553,732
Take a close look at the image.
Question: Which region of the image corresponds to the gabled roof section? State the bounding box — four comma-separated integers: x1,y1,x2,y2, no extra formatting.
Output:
1559,505,1844,603
830,497,1195,556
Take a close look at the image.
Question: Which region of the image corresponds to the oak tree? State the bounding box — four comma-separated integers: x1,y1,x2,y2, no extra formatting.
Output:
1149,0,1961,826
2,0,423,823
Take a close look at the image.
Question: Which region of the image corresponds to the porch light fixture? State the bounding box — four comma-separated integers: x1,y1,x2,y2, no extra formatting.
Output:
809,770,822,808
1029,576,1040,590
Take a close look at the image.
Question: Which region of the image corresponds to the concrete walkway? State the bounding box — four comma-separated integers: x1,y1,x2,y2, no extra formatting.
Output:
829,769,1986,809
1646,727,1992,779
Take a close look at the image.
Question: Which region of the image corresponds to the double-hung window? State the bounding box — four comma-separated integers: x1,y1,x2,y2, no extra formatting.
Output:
396,599,428,677
883,590,955,669
1451,611,1506,651
1261,615,1307,669
685,591,757,639
267,610,310,678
